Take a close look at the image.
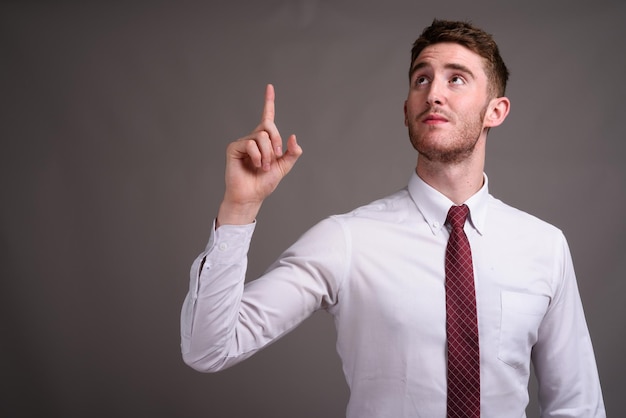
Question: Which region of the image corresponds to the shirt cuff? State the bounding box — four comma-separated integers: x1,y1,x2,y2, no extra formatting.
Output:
205,220,256,264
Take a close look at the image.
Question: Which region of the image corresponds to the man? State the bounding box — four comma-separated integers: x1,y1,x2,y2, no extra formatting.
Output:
181,19,605,417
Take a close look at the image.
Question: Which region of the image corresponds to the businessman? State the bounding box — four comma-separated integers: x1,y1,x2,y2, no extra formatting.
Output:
181,19,605,417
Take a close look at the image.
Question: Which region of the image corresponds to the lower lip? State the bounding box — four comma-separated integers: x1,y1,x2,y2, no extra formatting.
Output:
424,119,447,125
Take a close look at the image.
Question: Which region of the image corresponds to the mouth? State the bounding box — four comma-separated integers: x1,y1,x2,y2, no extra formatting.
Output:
422,113,449,125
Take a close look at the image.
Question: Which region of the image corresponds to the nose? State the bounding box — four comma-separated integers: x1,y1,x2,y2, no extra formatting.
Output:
426,79,445,106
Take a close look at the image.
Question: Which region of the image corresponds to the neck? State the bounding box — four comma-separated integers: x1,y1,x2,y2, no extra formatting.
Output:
415,143,485,205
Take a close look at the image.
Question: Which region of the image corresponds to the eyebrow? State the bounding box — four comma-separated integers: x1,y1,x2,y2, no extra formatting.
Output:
409,61,476,80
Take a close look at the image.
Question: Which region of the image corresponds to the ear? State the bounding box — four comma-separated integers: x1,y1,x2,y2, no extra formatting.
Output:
403,100,409,126
484,96,510,128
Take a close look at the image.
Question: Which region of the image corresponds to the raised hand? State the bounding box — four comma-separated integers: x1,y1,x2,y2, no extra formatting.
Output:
216,84,303,227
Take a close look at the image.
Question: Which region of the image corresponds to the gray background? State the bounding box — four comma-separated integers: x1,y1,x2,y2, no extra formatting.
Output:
2,1,624,417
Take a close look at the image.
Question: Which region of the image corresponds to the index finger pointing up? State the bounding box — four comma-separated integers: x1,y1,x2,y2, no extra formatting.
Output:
262,83,275,123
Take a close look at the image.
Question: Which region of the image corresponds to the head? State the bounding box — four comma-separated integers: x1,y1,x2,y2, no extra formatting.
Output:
410,19,509,99
404,19,511,167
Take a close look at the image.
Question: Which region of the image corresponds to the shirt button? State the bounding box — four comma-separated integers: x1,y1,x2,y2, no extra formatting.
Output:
433,221,440,229
218,242,228,251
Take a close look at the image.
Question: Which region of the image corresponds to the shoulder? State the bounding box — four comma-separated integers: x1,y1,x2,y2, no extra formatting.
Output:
299,187,417,249
487,195,565,240
330,187,417,225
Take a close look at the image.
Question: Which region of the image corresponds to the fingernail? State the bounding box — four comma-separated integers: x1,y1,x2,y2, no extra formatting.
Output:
275,146,283,157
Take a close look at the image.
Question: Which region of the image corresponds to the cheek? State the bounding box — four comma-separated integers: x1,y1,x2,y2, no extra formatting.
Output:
404,109,411,126
404,100,422,119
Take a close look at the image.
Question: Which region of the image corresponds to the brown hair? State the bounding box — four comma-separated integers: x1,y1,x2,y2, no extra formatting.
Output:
410,19,509,98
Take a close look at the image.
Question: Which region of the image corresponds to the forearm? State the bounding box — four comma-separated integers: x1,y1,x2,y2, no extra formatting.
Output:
181,222,256,372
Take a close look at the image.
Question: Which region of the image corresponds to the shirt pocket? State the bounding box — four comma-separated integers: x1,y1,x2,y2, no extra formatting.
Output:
497,290,550,369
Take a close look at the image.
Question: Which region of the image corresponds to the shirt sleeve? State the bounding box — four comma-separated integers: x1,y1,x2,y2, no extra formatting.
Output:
532,233,606,417
180,217,348,372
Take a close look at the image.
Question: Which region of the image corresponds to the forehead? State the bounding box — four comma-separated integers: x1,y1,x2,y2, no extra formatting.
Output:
411,42,487,76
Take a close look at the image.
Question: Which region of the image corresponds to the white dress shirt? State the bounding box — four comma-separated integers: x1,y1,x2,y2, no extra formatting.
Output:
181,172,605,417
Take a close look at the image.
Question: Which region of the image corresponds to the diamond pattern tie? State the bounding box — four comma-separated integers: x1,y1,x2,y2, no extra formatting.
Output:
445,204,480,418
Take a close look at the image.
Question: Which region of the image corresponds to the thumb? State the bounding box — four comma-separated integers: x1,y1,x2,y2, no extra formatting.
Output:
278,134,303,175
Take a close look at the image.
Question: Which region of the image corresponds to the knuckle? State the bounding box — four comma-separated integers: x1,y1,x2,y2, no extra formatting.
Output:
227,141,241,152
258,120,275,133
258,131,270,142
245,138,258,151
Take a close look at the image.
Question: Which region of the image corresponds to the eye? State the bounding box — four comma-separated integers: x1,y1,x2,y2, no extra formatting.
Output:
414,75,430,86
450,75,466,85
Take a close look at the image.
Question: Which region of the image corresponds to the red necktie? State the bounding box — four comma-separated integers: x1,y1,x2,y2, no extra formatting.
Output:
445,204,480,417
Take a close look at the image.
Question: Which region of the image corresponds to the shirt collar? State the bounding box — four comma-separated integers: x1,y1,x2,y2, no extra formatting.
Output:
407,171,489,236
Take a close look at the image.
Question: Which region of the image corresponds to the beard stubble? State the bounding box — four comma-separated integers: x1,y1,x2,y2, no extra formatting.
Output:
408,104,488,164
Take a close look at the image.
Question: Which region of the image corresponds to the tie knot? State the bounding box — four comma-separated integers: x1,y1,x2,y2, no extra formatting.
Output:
446,204,469,230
